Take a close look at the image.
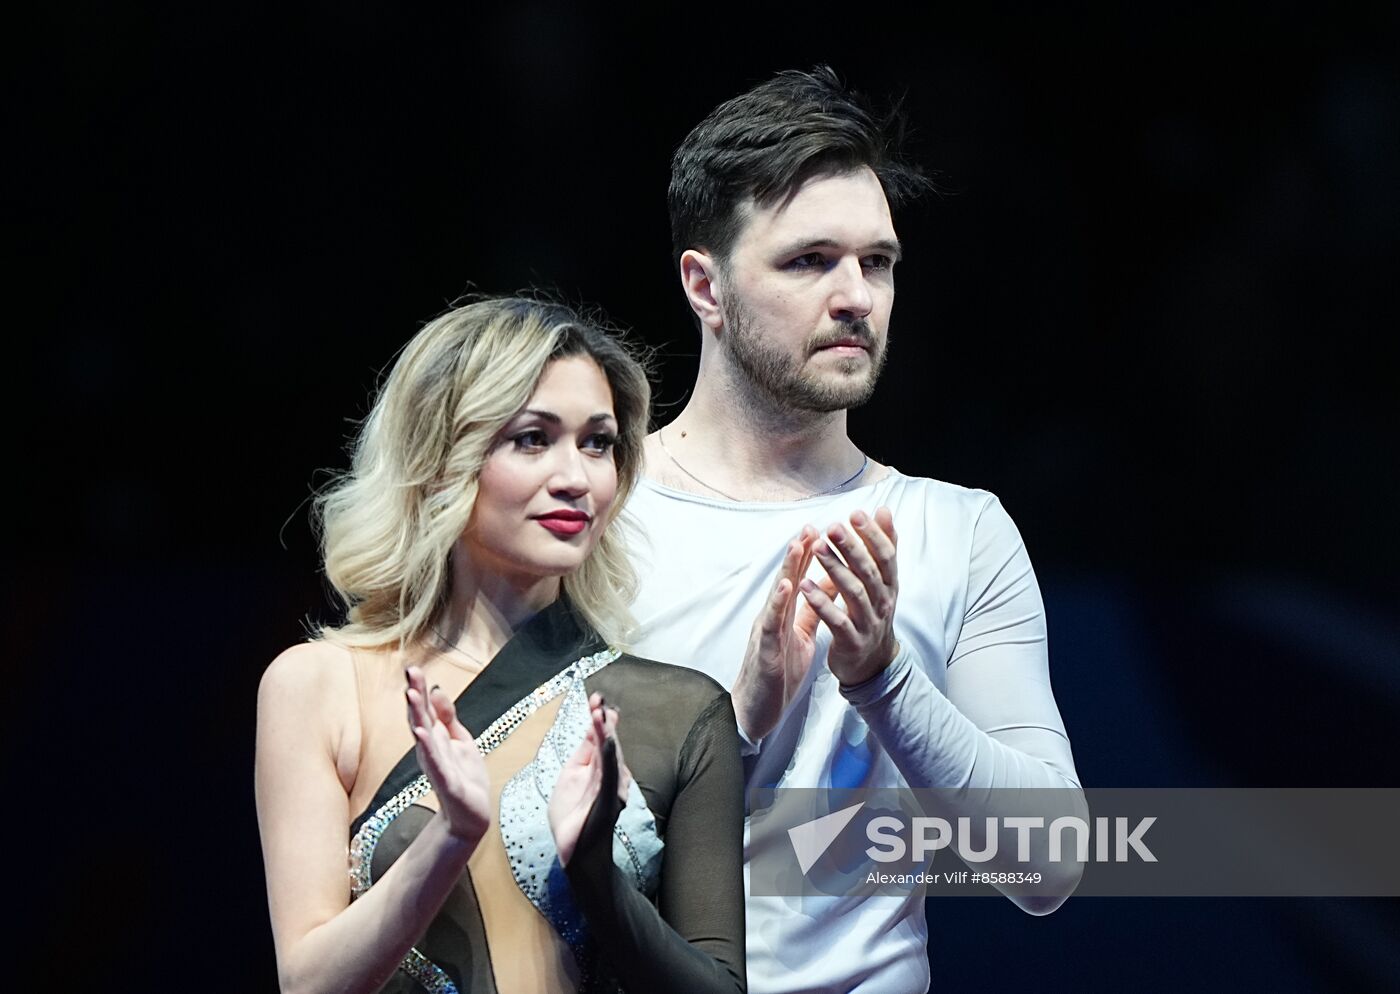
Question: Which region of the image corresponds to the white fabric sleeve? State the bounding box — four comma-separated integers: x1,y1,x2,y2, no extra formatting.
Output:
839,495,1080,790
734,721,762,757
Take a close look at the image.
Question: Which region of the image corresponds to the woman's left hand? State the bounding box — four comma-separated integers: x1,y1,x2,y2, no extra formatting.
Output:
549,693,631,866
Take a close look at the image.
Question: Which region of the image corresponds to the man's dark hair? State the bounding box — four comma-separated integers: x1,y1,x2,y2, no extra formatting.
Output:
668,66,932,265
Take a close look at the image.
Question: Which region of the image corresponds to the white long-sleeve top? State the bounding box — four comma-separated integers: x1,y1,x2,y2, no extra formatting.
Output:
625,470,1079,994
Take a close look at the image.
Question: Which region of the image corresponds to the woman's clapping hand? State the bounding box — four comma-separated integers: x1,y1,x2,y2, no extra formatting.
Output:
549,693,631,866
404,666,491,844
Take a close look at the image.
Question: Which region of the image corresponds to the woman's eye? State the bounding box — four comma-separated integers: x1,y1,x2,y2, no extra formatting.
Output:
582,432,617,455
512,429,549,451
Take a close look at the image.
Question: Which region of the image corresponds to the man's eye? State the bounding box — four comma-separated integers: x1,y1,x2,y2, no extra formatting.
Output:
862,254,894,271
788,253,827,270
582,432,617,455
512,429,549,451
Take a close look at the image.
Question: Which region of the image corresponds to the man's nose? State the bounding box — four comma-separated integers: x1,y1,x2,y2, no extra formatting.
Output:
828,258,874,321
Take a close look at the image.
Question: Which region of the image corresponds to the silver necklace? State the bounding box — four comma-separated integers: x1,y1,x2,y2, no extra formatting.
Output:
657,428,869,502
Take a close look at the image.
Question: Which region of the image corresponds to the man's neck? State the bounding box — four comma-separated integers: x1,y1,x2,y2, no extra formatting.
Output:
644,363,869,501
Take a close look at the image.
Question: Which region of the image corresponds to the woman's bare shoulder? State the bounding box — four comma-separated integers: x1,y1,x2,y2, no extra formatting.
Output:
259,639,359,708
257,641,369,789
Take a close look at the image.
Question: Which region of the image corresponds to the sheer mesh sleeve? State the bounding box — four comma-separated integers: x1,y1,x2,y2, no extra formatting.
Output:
564,691,746,993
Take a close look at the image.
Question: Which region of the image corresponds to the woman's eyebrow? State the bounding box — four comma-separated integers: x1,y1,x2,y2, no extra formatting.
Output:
519,409,617,424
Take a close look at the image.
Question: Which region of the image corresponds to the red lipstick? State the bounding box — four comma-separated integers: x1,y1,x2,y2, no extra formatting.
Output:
534,509,590,536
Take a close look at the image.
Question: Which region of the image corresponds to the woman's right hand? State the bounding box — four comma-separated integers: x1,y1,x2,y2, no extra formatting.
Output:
405,665,491,844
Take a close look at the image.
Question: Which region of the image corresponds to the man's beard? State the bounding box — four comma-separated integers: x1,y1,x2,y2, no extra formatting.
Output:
723,293,887,413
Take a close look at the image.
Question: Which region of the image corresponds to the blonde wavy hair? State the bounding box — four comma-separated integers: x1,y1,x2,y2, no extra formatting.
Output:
315,296,652,650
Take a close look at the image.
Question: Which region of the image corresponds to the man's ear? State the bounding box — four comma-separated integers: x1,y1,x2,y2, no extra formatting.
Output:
679,249,725,333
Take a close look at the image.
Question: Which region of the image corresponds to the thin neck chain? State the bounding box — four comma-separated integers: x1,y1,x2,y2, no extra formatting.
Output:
657,428,868,502
429,626,490,673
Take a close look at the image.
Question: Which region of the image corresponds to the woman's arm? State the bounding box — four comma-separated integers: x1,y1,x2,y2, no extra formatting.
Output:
552,693,747,993
255,646,488,994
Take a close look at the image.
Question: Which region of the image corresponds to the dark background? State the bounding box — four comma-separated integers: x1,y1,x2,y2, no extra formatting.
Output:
15,3,1398,991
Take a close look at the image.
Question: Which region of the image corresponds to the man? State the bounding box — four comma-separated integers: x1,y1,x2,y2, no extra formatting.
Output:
626,68,1081,993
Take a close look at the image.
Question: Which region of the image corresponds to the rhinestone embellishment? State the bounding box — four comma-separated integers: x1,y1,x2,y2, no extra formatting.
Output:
399,947,456,993
475,649,621,756
499,653,664,988
346,647,622,987
349,774,432,899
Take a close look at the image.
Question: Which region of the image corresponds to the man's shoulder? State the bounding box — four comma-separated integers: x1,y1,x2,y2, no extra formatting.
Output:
879,469,1001,522
623,470,1007,537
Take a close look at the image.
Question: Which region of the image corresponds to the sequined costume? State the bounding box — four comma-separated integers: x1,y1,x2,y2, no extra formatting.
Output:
348,597,746,993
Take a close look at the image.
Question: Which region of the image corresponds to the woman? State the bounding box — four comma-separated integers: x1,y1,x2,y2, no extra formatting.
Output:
255,297,746,994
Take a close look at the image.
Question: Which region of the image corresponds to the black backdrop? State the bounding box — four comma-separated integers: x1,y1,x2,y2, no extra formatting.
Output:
15,4,1399,991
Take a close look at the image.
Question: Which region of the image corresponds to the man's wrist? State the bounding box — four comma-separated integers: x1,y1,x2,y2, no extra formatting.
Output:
733,717,763,755
730,684,773,748
833,639,901,690
838,641,912,706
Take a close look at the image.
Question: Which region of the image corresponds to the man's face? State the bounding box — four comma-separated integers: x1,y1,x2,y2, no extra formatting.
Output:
719,167,900,412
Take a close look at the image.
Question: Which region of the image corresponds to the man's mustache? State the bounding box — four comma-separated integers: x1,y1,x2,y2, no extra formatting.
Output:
807,321,876,354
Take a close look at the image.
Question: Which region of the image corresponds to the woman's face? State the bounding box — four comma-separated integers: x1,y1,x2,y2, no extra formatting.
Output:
464,355,620,586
